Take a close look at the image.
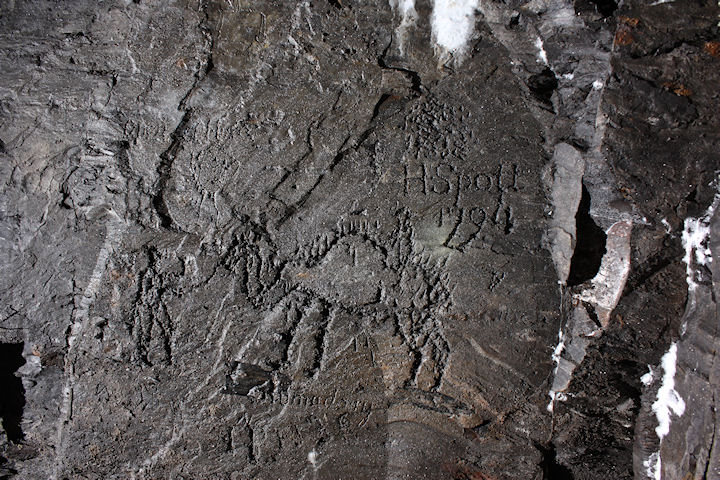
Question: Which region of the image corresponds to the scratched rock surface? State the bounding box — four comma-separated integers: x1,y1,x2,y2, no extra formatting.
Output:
0,0,718,479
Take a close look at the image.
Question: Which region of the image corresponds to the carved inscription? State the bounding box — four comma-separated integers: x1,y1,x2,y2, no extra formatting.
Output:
401,160,524,249
403,161,521,197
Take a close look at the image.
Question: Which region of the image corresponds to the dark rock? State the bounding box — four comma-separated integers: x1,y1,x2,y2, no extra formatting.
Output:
0,0,717,479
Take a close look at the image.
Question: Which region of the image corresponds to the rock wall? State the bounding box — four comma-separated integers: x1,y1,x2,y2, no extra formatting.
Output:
0,1,718,479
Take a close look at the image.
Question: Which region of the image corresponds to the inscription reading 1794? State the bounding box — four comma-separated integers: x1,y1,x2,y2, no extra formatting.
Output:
399,159,526,250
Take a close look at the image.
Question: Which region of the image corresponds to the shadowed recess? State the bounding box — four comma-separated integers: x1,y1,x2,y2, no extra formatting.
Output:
568,183,607,286
528,67,558,107
589,0,618,17
0,343,26,443
537,442,574,480
574,0,618,17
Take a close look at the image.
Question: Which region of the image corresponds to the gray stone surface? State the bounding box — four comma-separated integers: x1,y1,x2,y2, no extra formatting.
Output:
0,1,718,479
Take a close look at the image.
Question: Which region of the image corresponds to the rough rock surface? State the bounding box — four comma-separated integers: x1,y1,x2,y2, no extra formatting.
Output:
0,1,718,479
